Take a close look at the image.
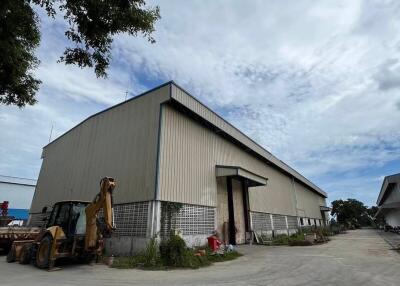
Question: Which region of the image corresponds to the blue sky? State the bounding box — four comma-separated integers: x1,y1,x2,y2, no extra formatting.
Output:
1,0,400,208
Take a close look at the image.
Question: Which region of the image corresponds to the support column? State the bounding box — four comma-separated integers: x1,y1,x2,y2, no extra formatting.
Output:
285,215,289,235
148,200,161,238
241,179,250,232
270,214,274,237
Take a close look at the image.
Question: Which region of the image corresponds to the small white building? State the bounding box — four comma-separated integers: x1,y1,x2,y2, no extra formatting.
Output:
376,173,400,227
0,175,36,211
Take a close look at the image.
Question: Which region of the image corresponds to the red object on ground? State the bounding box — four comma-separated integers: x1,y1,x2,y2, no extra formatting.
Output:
0,201,9,217
207,235,221,252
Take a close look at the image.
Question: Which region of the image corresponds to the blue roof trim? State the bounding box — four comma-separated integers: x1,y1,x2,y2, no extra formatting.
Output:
8,209,29,220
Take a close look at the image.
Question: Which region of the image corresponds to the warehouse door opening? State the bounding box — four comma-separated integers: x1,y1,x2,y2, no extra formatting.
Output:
228,177,247,244
215,166,268,245
216,177,248,245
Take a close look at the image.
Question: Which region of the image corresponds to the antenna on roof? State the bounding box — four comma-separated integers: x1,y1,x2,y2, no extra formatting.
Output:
48,124,54,143
124,91,128,101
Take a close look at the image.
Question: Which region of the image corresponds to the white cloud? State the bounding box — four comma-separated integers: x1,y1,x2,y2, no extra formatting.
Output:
114,0,400,204
1,0,400,206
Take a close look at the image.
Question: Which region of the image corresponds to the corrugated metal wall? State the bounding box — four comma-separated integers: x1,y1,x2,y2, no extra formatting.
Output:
171,84,326,197
294,181,325,219
30,85,170,213
158,105,325,216
383,183,400,205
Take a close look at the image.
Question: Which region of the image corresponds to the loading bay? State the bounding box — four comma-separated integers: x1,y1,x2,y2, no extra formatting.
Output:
1,229,399,286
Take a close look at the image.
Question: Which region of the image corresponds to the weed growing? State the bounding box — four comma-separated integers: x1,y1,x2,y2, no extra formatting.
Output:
111,234,241,270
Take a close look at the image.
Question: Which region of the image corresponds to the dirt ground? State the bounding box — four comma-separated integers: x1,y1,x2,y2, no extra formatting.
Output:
1,228,400,286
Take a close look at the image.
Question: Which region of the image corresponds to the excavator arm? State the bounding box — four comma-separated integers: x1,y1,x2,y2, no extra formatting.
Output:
84,177,116,251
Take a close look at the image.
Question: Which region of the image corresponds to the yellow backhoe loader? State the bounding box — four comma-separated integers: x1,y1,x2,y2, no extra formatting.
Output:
6,177,116,270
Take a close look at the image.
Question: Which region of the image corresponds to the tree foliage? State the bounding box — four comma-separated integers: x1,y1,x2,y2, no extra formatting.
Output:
0,0,41,107
330,198,373,228
0,0,160,107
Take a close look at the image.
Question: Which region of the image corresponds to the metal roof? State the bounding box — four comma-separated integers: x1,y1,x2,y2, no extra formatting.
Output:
215,165,268,187
376,173,400,206
0,175,36,187
8,209,29,220
320,206,331,211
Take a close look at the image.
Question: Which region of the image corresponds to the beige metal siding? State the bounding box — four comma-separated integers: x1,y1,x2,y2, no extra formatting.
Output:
294,181,325,219
249,169,297,216
158,105,299,216
383,184,400,205
30,85,170,213
171,83,326,198
216,177,229,239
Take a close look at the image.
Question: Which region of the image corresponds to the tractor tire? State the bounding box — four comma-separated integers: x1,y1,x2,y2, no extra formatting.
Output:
6,244,16,263
19,244,32,264
35,236,52,269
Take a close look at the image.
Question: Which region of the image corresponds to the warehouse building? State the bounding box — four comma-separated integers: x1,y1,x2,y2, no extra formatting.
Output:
375,173,400,228
29,81,328,254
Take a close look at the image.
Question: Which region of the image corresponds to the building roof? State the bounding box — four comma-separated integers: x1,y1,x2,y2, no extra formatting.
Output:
216,165,268,187
43,81,327,198
0,175,36,187
8,208,29,220
376,173,400,206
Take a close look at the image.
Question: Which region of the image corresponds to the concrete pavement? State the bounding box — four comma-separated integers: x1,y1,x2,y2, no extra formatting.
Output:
1,228,400,286
377,229,400,249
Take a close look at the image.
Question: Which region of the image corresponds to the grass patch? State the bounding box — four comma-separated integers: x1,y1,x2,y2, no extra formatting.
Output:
272,234,289,245
111,235,242,270
261,227,333,247
111,255,145,269
206,250,243,262
268,232,319,246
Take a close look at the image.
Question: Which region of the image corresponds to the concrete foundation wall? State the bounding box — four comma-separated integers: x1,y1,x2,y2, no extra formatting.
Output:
105,236,149,256
181,234,209,248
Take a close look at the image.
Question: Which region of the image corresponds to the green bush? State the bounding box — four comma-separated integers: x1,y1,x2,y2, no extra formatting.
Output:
288,232,309,246
272,234,289,245
289,232,305,240
299,226,315,234
159,234,188,267
317,226,332,237
112,234,242,270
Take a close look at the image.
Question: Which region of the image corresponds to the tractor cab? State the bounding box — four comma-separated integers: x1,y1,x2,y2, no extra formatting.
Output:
46,201,90,237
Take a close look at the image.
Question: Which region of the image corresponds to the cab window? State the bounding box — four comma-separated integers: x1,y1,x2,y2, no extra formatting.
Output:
47,204,60,227
71,203,87,235
54,203,71,232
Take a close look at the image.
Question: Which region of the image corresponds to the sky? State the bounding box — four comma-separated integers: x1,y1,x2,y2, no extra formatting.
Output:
1,0,400,208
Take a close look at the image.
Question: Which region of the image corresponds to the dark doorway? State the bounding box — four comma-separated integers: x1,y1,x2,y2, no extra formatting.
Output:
227,177,235,245
226,177,250,245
